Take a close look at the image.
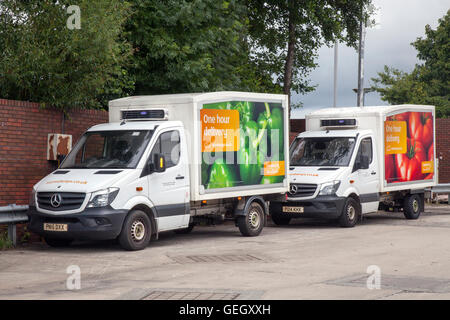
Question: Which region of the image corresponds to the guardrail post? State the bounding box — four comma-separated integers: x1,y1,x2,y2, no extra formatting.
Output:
1,204,29,247
7,224,17,247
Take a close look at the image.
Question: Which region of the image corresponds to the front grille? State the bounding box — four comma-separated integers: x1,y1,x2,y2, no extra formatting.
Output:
37,192,86,211
288,183,317,198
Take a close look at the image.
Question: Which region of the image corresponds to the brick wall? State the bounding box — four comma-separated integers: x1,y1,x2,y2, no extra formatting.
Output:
289,118,450,183
436,119,450,183
289,119,305,144
0,99,108,206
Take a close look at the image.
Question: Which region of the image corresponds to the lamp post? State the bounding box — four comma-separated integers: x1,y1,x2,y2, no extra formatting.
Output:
353,88,374,106
357,17,366,107
333,40,338,108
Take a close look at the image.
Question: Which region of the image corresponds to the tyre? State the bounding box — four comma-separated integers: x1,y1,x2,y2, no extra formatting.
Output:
403,194,422,220
339,197,360,228
237,201,265,237
174,223,195,234
45,238,72,248
118,210,151,251
270,211,291,226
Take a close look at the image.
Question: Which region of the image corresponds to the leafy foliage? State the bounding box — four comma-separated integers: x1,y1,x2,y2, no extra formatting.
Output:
0,0,377,111
0,0,133,111
372,10,449,118
0,231,13,250
126,0,275,94
246,0,374,106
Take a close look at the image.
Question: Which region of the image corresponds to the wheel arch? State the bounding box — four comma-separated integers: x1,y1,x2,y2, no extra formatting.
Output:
129,204,158,240
347,192,362,212
234,195,268,217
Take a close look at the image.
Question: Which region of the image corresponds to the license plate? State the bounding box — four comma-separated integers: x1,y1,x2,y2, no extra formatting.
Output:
282,206,304,213
44,223,68,232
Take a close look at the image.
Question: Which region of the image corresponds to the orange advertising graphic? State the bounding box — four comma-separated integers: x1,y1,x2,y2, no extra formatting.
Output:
421,161,433,174
201,109,240,152
384,121,407,155
263,161,285,176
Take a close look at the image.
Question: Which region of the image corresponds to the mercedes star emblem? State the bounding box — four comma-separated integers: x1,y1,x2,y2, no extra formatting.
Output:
50,194,62,208
289,185,298,194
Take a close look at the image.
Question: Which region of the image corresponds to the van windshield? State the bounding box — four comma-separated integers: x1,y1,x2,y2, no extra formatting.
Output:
290,137,356,167
60,130,153,169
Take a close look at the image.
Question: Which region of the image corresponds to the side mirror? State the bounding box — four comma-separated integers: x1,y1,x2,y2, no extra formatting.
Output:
153,153,166,173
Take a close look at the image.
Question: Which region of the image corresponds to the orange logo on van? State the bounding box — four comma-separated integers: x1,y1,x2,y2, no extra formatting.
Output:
201,109,240,152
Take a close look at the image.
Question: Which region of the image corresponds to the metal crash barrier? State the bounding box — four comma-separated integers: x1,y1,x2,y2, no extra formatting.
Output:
0,204,29,246
426,183,450,204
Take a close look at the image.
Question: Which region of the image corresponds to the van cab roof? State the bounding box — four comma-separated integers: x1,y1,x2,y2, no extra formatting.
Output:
87,121,183,132
307,105,434,119
297,129,372,139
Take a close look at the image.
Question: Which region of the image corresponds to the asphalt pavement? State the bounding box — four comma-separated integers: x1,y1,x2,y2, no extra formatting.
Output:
1,204,449,300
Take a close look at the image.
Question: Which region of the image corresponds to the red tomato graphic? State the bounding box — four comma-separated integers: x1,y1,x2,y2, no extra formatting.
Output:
409,112,433,149
385,154,395,182
389,112,410,122
395,139,427,181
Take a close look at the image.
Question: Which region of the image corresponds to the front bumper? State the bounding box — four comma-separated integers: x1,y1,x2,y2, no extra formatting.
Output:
28,205,128,240
270,195,346,219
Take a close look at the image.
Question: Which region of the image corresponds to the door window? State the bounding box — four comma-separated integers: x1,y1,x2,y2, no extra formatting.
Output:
353,137,372,171
150,130,181,168
359,137,373,164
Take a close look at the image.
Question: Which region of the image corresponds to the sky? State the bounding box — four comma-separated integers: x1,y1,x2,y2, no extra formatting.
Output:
291,0,449,119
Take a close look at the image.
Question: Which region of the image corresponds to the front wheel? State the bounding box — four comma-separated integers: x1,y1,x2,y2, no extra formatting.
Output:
118,210,151,251
403,194,422,220
339,197,360,228
237,201,265,237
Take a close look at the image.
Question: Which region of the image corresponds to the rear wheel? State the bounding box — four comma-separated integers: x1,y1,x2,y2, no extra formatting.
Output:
237,201,265,236
45,238,72,248
118,210,151,251
403,194,422,220
339,197,360,228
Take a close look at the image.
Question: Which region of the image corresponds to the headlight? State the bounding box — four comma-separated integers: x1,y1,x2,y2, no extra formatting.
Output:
29,188,36,206
319,181,340,196
87,188,119,208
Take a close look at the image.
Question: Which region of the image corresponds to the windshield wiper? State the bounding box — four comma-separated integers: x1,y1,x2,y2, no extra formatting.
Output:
102,165,128,169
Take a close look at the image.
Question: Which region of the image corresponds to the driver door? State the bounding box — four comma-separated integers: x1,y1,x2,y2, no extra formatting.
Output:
146,129,189,231
351,136,379,213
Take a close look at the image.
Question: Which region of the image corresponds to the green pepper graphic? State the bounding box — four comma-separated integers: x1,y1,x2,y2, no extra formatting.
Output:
257,103,284,155
260,175,284,184
238,120,265,185
207,158,236,189
234,101,254,124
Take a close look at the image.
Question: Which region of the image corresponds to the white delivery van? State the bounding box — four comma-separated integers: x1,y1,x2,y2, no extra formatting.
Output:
28,92,289,250
270,105,436,227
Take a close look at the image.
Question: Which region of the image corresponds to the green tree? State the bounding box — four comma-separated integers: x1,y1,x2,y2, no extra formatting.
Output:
372,10,450,118
246,0,374,113
127,0,270,95
0,0,133,111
